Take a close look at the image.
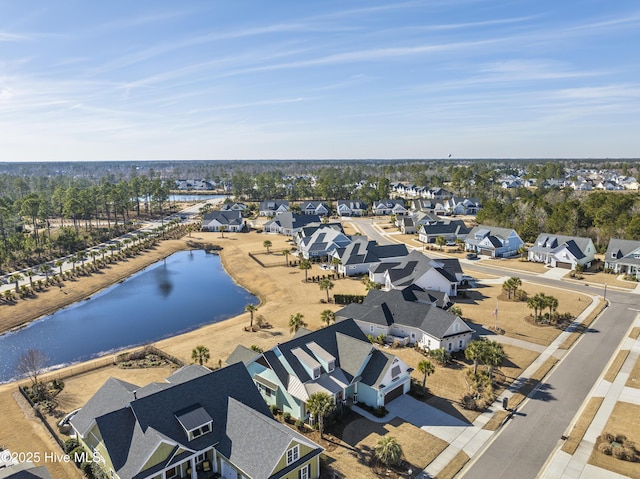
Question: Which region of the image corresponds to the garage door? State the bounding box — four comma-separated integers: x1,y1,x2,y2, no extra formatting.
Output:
556,261,572,269
384,384,404,405
221,460,238,479
480,249,492,256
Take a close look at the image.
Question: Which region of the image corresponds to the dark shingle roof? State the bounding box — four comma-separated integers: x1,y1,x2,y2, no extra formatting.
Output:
201,210,243,226
0,464,55,479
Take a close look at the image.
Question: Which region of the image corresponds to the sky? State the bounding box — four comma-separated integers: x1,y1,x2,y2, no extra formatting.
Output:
0,0,639,161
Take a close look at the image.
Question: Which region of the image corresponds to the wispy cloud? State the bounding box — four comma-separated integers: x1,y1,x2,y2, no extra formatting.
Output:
0,31,31,41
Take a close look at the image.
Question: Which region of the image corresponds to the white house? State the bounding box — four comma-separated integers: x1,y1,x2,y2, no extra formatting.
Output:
528,234,596,270
201,210,244,232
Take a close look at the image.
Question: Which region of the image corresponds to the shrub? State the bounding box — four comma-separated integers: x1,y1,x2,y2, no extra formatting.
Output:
269,404,279,415
51,378,64,391
598,443,612,455
63,438,79,454
374,406,388,418
295,419,305,430
283,412,291,423
612,447,630,461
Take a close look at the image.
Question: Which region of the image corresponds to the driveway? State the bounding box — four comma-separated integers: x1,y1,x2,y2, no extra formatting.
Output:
386,394,469,443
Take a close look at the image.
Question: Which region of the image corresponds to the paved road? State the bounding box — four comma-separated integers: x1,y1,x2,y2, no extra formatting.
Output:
461,297,638,479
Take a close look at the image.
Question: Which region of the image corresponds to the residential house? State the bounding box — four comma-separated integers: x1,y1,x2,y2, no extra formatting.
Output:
465,225,524,258
528,234,596,270
230,319,412,419
0,462,54,479
373,250,462,297
336,200,367,217
336,288,473,352
69,364,323,479
263,213,321,236
424,188,452,200
371,199,406,216
259,200,290,217
297,227,353,260
605,239,640,279
220,202,248,213
201,210,244,232
418,220,469,244
175,179,215,191
330,237,409,276
443,197,481,216
300,201,330,217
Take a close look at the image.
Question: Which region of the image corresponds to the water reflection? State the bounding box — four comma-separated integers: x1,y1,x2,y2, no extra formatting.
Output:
0,250,255,382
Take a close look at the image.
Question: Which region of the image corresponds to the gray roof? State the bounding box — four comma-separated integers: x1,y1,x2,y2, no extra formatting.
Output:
0,464,54,479
259,200,289,211
166,364,211,384
202,210,243,226
266,212,321,231
419,220,469,236
605,238,640,265
337,289,470,340
337,200,367,210
383,250,458,287
226,345,261,366
70,364,320,479
339,238,408,266
530,233,593,259
359,350,397,388
466,225,519,245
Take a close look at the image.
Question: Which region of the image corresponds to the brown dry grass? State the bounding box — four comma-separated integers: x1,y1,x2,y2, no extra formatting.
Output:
561,397,604,454
625,354,640,389
557,300,606,350
630,327,640,340
460,283,591,347
390,344,538,423
588,402,640,478
483,410,510,431
509,356,559,410
435,450,469,479
604,350,630,383
321,416,447,479
573,271,636,290
486,258,549,274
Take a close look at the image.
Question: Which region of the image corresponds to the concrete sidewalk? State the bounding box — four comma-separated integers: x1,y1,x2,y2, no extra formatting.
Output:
539,314,640,479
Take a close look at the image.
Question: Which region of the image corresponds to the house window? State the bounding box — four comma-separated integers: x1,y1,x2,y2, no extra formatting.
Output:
328,360,335,372
448,343,452,351
197,453,206,463
299,464,311,479
166,467,178,478
313,368,320,379
287,445,300,465
459,340,463,348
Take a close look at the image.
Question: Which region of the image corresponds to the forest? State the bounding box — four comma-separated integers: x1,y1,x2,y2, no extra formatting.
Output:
1,158,639,273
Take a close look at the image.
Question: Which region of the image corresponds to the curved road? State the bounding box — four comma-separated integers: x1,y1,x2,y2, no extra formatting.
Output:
347,217,638,479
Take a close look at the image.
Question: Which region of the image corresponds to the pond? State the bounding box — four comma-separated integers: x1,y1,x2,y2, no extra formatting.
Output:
0,250,256,383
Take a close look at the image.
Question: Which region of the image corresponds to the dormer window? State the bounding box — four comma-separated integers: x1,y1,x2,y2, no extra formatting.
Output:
313,368,320,379
328,360,335,372
175,405,213,441
286,445,300,465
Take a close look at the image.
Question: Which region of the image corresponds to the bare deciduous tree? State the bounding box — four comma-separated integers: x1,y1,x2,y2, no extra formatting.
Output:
16,349,47,386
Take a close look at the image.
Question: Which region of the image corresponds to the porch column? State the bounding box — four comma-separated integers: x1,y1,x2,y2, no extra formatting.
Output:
190,457,196,479
353,383,358,403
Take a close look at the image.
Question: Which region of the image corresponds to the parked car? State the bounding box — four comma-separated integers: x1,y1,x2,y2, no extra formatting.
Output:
466,252,478,260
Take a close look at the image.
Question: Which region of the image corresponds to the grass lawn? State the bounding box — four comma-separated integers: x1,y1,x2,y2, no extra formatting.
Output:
389,344,538,424
317,415,448,479
561,397,605,454
435,450,469,479
460,282,591,347
630,327,640,340
604,350,630,383
486,258,549,274
572,271,636,290
625,354,640,389
588,402,640,478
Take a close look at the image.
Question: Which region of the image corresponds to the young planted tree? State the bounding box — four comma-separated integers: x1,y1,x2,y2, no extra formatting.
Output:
374,436,403,467
263,239,272,254
9,273,23,293
245,303,258,330
450,305,463,318
319,278,334,302
306,392,335,439
320,309,335,327
465,338,488,375
39,263,53,281
219,225,226,238
282,248,290,266
191,345,210,366
249,345,263,353
527,293,547,323
483,341,506,381
288,313,307,334
435,235,446,250
299,259,311,282
417,359,435,395
429,348,451,366
16,349,47,386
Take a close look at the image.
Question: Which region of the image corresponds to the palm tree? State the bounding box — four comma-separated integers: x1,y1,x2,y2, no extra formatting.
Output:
245,303,258,330
263,240,272,254
465,338,487,375
417,359,435,395
76,250,88,269
9,273,23,293
510,277,522,298
299,259,311,282
39,263,53,281
450,305,463,318
545,294,558,321
320,309,335,327
319,278,334,302
25,270,35,289
435,236,446,250
527,293,546,323
282,248,290,266
219,225,226,238
54,259,64,276
483,341,506,381
374,436,403,467
191,345,210,365
289,313,307,334
306,392,335,439
429,348,451,365
249,344,263,353
90,250,98,268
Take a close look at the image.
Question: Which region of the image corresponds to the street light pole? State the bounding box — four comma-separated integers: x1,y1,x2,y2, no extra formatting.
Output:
604,283,607,303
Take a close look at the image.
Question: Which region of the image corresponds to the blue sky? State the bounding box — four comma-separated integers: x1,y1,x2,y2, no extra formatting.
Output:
0,0,638,161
